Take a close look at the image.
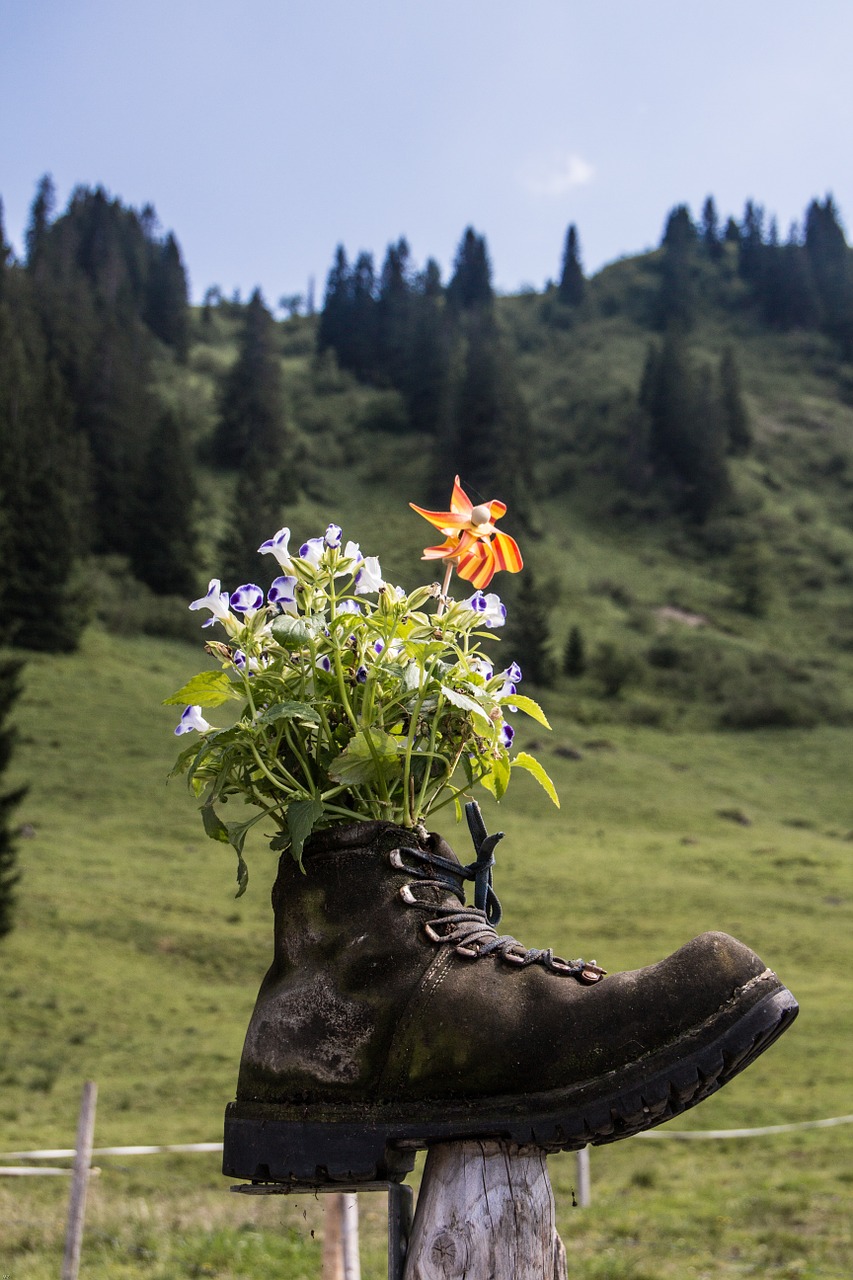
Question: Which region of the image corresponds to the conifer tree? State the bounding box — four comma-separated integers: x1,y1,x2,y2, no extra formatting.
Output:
145,232,190,359
657,205,698,330
446,227,493,312
504,569,555,687
700,196,722,261
719,346,752,455
0,263,87,650
317,245,351,362
639,334,729,521
24,174,56,274
557,224,585,305
131,410,198,596
375,238,413,389
563,625,586,677
804,196,853,354
211,289,289,471
0,657,27,941
402,259,448,435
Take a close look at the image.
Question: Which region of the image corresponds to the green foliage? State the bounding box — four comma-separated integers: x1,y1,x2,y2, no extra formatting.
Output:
169,533,555,886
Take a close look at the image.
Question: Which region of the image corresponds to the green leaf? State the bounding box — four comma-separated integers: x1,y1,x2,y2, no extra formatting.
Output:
235,852,249,898
499,694,551,729
512,751,560,808
271,615,321,648
163,671,241,708
481,749,511,802
439,684,492,727
255,700,321,727
201,802,230,843
329,729,402,786
286,797,325,868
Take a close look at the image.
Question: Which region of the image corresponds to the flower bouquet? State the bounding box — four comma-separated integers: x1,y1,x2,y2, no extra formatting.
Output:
166,477,557,893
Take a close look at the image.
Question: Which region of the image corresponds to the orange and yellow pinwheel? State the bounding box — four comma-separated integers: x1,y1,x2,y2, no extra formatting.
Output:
410,476,523,590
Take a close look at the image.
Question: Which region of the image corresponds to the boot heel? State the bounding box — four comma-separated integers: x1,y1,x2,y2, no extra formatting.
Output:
223,1103,416,1188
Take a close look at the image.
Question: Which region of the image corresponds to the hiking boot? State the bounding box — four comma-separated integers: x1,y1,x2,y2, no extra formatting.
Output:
223,811,797,1187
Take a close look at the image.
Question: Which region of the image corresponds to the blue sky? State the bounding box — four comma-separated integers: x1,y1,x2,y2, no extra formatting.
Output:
2,1,852,305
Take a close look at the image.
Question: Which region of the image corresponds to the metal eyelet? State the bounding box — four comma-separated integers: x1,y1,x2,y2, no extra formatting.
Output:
398,884,418,904
389,849,405,869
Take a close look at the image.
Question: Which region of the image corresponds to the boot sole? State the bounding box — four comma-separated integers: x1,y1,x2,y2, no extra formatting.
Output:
223,983,797,1188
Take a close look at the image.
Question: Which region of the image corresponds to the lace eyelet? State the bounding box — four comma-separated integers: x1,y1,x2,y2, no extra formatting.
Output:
502,948,527,966
399,884,418,904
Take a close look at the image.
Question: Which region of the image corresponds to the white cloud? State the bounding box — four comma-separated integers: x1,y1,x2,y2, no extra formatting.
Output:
519,151,595,197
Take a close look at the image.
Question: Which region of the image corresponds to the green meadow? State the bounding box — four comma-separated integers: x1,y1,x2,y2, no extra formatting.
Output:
1,612,851,1278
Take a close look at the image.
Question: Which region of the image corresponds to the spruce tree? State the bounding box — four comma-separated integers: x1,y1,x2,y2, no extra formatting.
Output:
563,625,586,677
131,410,198,596
719,346,752,455
657,205,698,330
24,174,56,274
504,569,554,687
402,259,448,435
0,657,27,941
317,245,351,363
376,238,413,389
211,289,289,471
144,232,190,359
446,227,493,312
700,196,722,261
557,224,585,305
804,196,853,354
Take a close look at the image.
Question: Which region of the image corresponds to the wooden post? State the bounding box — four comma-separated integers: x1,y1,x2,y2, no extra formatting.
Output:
322,1193,345,1280
403,1141,567,1280
61,1081,98,1280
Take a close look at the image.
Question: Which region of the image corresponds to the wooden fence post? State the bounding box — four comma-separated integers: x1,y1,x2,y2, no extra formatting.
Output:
402,1141,567,1280
61,1081,98,1280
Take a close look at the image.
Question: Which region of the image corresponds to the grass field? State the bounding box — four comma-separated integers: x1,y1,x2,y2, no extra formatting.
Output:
1,622,851,1279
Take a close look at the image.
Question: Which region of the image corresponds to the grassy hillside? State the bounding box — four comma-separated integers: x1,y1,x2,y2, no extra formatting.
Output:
3,253,853,1277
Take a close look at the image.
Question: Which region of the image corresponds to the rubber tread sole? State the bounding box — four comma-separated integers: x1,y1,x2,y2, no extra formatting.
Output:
223,985,797,1189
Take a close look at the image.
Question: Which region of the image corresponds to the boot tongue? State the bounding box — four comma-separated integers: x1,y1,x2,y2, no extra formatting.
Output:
426,832,463,866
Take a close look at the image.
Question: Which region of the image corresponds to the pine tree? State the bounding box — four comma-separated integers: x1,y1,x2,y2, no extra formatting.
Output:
402,259,448,435
446,227,493,312
376,238,413,389
563,625,586,677
317,245,351,363
700,196,723,261
719,346,752,455
657,205,697,330
144,232,190,358
0,265,87,650
640,334,730,521
557,224,585,305
0,657,27,941
130,410,198,595
24,173,56,274
211,289,289,470
804,196,853,354
504,569,554,687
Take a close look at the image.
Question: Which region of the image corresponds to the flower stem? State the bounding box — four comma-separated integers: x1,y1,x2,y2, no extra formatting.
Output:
435,562,454,618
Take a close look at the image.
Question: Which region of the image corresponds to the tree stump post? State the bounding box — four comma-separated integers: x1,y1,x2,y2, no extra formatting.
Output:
403,1141,567,1280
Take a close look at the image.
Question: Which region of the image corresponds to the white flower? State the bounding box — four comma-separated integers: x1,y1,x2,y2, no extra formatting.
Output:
354,556,384,595
175,705,213,735
258,528,294,571
189,580,234,629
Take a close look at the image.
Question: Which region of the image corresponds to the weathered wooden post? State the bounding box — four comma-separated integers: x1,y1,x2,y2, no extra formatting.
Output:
61,1081,98,1280
403,1141,568,1280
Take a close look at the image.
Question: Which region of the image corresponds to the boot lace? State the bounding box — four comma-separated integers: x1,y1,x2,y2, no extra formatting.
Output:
391,802,605,983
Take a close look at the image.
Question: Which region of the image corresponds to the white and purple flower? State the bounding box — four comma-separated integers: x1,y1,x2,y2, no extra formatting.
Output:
268,575,298,614
494,662,523,705
230,583,265,615
354,556,384,595
258,528,294,571
299,537,325,567
466,591,506,629
189,579,233,629
325,523,343,548
175,705,213,736
499,721,515,749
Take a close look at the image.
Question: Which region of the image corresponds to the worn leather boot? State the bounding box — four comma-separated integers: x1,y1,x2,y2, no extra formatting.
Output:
223,813,797,1187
